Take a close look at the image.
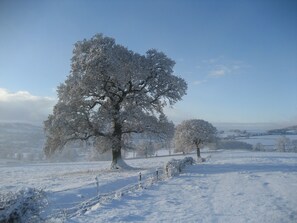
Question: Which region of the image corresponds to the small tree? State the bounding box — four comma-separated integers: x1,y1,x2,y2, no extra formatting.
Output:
276,136,290,152
174,119,217,159
253,142,265,151
44,34,187,169
158,113,175,154
136,140,155,158
290,139,297,152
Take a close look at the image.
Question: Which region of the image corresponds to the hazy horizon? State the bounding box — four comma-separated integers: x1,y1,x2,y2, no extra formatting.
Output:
0,119,292,132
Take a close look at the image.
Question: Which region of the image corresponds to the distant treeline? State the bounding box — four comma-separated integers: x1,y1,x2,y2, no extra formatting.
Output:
267,125,297,135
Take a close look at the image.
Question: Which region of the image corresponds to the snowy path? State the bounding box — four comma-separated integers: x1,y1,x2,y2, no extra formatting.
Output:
71,151,297,223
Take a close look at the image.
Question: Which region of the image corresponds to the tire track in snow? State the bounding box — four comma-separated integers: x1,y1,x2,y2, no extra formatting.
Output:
190,165,221,222
258,175,297,222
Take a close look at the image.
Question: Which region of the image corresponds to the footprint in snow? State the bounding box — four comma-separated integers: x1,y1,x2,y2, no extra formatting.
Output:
233,192,244,196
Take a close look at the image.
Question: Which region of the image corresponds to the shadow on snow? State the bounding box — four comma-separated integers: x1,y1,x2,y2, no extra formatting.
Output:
185,163,297,175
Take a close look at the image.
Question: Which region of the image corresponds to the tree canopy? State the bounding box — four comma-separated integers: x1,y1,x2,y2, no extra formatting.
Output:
44,34,187,168
174,119,217,158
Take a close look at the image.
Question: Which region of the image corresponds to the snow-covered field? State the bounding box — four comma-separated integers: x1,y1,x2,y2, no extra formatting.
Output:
236,134,297,148
1,150,297,222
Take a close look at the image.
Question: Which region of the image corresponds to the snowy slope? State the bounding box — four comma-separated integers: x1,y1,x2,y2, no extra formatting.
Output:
0,122,46,164
1,151,297,222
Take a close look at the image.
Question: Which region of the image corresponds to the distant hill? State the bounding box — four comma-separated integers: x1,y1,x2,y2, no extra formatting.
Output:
0,122,45,159
267,125,297,135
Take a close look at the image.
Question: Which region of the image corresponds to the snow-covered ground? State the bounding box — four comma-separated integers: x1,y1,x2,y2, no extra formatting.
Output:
1,150,297,222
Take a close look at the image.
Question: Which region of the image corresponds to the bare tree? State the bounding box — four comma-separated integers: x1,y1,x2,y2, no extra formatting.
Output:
44,34,187,169
158,113,175,154
253,142,265,151
174,119,217,159
276,137,297,153
276,136,290,152
291,139,297,152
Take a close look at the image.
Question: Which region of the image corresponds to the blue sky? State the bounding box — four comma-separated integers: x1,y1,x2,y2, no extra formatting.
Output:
0,0,296,127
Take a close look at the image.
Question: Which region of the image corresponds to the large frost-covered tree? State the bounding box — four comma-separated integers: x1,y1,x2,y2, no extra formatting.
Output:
174,119,216,158
44,34,187,169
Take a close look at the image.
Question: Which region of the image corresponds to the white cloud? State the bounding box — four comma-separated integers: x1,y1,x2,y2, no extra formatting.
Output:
193,80,207,85
199,56,247,78
0,88,56,124
202,58,220,64
208,63,244,78
208,66,228,77
232,65,241,70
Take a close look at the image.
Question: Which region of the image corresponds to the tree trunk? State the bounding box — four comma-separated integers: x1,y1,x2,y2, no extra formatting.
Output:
195,140,201,159
110,123,122,169
110,105,122,169
112,150,122,164
111,143,130,169
196,146,201,158
110,115,131,169
110,106,131,169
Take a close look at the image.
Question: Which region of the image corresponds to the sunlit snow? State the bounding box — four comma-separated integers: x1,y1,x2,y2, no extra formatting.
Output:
1,150,296,222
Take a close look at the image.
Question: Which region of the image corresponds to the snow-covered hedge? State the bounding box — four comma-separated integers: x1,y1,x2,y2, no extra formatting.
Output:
0,188,47,223
164,157,194,177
